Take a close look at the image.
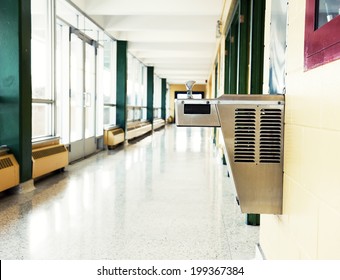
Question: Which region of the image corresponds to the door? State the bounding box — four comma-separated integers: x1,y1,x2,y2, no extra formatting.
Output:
69,30,97,162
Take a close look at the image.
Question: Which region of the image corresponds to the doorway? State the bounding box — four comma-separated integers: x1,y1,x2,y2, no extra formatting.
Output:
69,29,97,162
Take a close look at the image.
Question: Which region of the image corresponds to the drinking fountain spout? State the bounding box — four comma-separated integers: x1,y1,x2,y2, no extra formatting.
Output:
185,80,196,99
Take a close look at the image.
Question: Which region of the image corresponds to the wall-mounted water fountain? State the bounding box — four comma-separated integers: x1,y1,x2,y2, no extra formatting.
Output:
175,91,285,214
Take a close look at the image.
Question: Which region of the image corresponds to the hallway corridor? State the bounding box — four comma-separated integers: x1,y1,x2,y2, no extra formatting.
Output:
0,125,258,259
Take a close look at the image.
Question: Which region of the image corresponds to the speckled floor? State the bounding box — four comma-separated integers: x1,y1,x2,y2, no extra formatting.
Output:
0,125,258,260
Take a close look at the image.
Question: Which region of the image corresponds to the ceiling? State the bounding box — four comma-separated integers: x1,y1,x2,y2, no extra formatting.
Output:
70,0,224,85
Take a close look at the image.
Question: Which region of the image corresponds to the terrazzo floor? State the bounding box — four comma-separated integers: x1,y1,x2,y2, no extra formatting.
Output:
0,125,259,259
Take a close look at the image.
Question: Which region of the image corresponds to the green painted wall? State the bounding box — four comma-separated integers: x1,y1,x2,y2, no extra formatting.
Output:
230,17,239,94
222,0,265,222
0,0,32,182
250,0,266,94
224,35,231,94
161,78,166,120
116,41,127,131
239,0,250,94
147,67,154,122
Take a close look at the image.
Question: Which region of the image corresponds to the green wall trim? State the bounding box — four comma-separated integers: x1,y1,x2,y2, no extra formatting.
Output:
230,16,239,94
213,64,218,144
116,40,127,131
147,67,154,122
20,0,32,182
224,35,231,94
246,213,260,226
0,0,32,182
239,0,250,94
250,0,266,94
161,78,166,120
224,0,265,95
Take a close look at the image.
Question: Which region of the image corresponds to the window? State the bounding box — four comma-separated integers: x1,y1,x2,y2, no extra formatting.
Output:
127,54,147,122
102,38,117,128
305,0,340,70
153,75,162,119
32,103,53,137
317,0,340,28
32,0,118,148
175,91,204,99
31,0,54,139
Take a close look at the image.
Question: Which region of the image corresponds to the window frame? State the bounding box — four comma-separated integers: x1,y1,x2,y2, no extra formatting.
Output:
305,0,340,70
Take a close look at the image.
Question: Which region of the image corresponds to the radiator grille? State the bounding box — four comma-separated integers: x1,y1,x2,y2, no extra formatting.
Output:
260,108,282,163
0,157,13,170
112,129,124,136
32,145,67,160
233,107,283,164
234,109,256,162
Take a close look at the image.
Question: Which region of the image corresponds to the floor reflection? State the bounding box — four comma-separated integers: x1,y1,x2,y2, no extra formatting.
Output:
0,125,258,259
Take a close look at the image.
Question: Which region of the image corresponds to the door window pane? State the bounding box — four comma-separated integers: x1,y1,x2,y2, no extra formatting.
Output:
56,21,70,143
317,0,340,28
70,34,84,142
85,43,96,138
305,0,340,69
96,45,104,136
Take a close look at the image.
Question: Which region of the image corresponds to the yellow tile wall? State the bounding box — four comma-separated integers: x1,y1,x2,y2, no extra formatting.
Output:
318,203,340,259
260,0,340,259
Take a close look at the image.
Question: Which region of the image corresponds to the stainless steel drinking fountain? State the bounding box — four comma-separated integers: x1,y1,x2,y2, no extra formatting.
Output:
175,92,285,214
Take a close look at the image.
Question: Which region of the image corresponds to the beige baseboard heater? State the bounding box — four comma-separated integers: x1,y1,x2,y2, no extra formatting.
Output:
32,138,68,179
175,94,285,214
0,147,19,192
126,121,152,140
104,126,125,148
153,118,165,130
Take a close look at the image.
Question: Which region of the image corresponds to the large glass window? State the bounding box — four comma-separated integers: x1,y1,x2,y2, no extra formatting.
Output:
33,0,118,144
102,37,117,128
31,0,54,139
127,54,147,122
153,75,162,119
